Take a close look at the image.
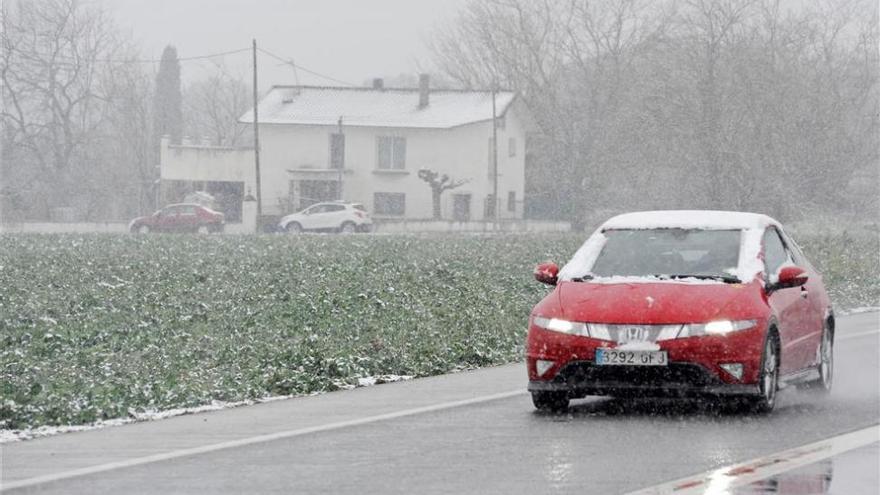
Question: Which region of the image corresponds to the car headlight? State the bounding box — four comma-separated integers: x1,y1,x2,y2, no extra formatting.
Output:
532,316,589,337
680,319,757,337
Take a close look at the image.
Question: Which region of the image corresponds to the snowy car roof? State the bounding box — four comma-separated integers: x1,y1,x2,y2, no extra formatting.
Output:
601,210,780,231
239,86,517,129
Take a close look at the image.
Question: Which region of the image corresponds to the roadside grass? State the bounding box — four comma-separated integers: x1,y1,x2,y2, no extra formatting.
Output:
1,229,876,431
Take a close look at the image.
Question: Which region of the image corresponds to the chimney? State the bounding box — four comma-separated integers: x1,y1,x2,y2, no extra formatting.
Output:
418,73,430,108
372,78,384,90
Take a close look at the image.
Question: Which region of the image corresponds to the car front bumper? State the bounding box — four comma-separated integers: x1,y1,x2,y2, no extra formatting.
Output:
528,360,761,398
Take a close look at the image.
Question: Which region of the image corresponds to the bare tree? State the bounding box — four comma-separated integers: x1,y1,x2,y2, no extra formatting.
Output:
182,65,250,147
418,169,468,219
430,0,878,222
1,0,147,220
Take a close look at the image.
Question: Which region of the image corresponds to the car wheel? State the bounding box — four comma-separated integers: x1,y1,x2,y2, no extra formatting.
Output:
339,221,356,234
749,335,779,413
136,225,150,234
800,320,833,395
196,225,210,235
531,391,569,413
285,222,302,234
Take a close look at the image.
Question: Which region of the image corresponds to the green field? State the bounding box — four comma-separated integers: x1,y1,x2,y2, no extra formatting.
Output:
1,230,877,430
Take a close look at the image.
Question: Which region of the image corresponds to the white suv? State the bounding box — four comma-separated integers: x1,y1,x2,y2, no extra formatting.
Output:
278,202,373,234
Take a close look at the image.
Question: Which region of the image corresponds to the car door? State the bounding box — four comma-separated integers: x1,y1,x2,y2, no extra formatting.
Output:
763,226,814,373
301,205,326,230
178,205,199,232
157,206,179,232
780,229,826,366
324,204,348,229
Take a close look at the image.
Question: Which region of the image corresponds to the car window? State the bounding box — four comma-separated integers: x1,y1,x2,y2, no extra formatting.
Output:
352,203,366,212
779,229,808,267
589,229,742,279
162,206,178,216
762,227,792,278
180,205,197,215
325,205,346,212
305,205,325,214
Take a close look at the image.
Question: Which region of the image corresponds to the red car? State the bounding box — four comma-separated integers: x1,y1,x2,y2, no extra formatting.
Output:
527,211,833,413
129,203,225,234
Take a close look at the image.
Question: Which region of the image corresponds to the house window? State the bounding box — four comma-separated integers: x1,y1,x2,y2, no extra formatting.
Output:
376,136,406,170
508,191,516,212
508,137,516,157
374,192,405,215
484,194,497,219
453,194,471,222
329,133,345,169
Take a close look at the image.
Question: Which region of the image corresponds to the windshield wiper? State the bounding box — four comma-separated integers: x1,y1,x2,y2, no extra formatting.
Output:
656,274,741,283
570,274,594,282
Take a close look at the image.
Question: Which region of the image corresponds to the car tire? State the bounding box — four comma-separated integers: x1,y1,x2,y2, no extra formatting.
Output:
531,391,569,413
799,319,833,395
340,221,356,234
748,334,779,414
285,222,302,234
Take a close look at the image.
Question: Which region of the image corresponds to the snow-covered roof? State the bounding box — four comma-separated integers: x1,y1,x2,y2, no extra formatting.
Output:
239,86,517,129
601,210,779,231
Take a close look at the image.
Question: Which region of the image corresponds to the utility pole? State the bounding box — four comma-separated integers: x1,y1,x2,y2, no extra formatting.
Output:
337,116,344,200
491,86,499,229
252,39,263,233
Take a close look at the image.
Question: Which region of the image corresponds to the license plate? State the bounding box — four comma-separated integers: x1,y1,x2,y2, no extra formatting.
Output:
595,348,668,366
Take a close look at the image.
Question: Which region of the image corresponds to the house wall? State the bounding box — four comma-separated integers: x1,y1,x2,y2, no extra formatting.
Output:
161,140,255,187
159,109,527,221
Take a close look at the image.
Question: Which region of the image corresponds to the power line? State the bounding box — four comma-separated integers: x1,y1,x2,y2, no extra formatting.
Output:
6,47,252,65
93,47,251,64
257,47,356,87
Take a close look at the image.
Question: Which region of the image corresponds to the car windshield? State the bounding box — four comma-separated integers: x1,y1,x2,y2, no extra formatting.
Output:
589,228,742,280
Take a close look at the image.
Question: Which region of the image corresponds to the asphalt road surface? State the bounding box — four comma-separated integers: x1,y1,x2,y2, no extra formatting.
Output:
2,312,878,494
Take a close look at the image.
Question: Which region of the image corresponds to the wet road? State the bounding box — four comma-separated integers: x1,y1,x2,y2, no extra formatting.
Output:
3,312,878,494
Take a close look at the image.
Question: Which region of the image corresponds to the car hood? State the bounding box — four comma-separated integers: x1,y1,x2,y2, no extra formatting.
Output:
538,280,764,325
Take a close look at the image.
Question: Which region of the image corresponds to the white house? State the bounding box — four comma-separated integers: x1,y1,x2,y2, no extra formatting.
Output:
160,76,531,224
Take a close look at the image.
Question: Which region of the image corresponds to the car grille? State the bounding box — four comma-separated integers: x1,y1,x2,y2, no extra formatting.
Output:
555,361,720,387
589,323,683,343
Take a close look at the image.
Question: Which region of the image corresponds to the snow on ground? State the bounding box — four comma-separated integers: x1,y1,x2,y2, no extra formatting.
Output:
0,374,412,444
838,306,880,316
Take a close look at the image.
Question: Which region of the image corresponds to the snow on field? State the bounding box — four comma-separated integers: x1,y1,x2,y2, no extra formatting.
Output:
0,375,413,444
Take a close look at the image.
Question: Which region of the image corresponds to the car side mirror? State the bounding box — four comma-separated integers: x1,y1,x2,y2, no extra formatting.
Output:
771,266,808,291
534,262,559,286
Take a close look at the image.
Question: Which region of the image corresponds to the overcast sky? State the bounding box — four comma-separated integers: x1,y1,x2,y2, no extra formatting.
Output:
108,0,467,88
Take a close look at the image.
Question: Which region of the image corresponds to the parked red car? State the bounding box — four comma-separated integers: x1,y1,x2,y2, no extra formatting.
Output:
129,203,225,234
527,211,833,413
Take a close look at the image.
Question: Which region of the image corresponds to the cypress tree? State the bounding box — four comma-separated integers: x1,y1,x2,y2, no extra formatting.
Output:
153,46,183,145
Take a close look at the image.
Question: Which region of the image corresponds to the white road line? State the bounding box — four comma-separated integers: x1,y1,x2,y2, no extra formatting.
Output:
626,424,880,494
838,328,880,341
0,390,526,492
